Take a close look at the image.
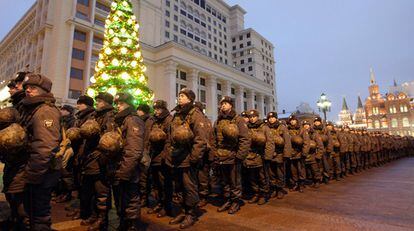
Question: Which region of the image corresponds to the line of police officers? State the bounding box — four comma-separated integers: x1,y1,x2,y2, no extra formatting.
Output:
1,72,413,230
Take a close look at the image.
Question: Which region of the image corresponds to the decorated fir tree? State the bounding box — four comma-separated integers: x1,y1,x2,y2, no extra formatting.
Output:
87,0,153,107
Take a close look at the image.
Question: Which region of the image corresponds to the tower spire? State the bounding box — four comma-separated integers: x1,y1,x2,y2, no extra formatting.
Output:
357,95,363,109
342,97,349,111
370,67,376,85
393,78,398,87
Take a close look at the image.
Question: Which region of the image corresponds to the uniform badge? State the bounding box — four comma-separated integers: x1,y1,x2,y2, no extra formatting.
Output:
200,122,204,127
132,127,139,133
44,119,54,128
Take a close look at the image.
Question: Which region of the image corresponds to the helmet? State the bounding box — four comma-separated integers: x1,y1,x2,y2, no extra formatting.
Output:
172,125,194,145
274,135,284,147
99,131,123,153
0,108,19,130
0,123,27,154
251,131,266,146
80,119,100,138
291,135,303,146
222,123,239,140
149,127,168,143
66,127,81,142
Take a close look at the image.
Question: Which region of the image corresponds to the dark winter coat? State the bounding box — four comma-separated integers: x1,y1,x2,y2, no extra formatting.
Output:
114,107,144,183
311,126,326,159
143,109,172,166
81,105,115,175
213,109,250,165
165,103,207,168
19,93,61,185
267,121,292,162
287,123,310,159
244,119,273,167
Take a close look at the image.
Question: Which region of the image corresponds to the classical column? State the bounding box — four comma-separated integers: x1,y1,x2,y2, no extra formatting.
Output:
235,85,244,114
163,60,178,109
206,76,218,121
222,80,231,97
84,30,94,91
90,0,97,23
246,89,255,111
187,68,199,95
256,93,264,117
266,95,273,113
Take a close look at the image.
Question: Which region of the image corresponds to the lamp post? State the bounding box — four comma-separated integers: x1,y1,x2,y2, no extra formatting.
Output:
317,93,332,122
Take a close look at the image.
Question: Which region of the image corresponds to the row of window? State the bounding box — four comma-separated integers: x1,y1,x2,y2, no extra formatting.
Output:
178,28,207,45
205,3,227,24
232,33,251,43
372,105,409,115
179,8,228,45
175,70,273,102
178,9,207,28
232,41,252,51
369,118,411,129
77,0,89,7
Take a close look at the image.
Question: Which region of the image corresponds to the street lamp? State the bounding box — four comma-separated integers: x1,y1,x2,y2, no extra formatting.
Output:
316,93,332,122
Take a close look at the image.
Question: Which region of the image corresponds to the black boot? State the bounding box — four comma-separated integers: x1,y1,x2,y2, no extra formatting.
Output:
127,220,142,231
147,204,162,214
179,210,197,229
87,212,108,231
169,214,186,225
217,200,232,212
198,197,208,208
313,180,320,188
80,215,97,226
257,195,268,205
276,190,285,199
248,194,259,204
228,199,240,214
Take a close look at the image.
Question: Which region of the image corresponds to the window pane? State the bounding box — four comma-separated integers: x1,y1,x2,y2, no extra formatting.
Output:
70,67,84,80
72,48,85,60
74,30,86,41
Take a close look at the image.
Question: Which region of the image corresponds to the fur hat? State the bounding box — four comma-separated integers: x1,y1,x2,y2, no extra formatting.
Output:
61,105,75,114
137,103,151,113
249,109,259,117
179,88,196,102
22,73,52,93
15,71,30,83
288,115,298,122
153,100,168,110
267,112,278,119
219,96,233,107
313,116,322,123
241,111,249,118
77,95,94,107
115,92,135,107
95,92,114,105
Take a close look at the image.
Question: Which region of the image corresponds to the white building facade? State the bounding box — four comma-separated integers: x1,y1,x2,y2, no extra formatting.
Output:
0,0,277,120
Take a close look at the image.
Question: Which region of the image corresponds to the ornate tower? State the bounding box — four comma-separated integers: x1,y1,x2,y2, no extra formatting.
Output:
338,97,353,126
353,95,367,128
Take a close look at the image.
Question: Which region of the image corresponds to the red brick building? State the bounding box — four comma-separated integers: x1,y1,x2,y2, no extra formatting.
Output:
365,69,413,136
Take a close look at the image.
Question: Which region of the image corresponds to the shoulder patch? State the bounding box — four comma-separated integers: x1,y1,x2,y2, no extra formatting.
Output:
132,127,140,133
44,119,54,128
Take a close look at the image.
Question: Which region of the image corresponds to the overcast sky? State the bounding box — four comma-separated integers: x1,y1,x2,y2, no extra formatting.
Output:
1,0,413,121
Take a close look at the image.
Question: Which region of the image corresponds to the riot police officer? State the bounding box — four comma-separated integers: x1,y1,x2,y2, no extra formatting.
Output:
213,96,250,214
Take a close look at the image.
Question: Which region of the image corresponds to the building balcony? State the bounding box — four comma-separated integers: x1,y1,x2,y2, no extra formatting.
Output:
92,42,103,52
95,7,109,18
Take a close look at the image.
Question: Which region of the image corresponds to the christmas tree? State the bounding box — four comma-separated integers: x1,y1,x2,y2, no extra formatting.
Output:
87,0,153,107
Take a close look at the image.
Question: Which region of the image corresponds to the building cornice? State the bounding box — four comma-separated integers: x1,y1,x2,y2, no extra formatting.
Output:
142,41,273,94
0,3,36,49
